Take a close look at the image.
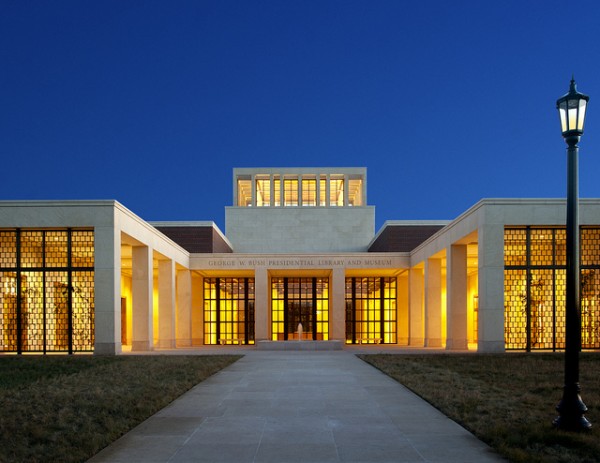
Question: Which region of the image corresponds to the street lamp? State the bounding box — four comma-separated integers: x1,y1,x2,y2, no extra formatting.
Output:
553,77,592,431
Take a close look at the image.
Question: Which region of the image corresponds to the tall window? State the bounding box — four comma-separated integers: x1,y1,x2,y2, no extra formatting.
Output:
301,178,316,206
204,278,255,345
348,178,363,206
319,177,327,206
330,177,344,207
256,177,271,207
237,178,252,207
0,229,95,354
504,227,600,351
284,178,298,206
345,277,397,344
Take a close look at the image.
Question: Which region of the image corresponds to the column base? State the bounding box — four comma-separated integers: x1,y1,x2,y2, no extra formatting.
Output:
94,342,121,355
446,339,468,350
157,339,176,349
477,340,505,353
131,340,152,352
176,339,192,348
425,338,443,348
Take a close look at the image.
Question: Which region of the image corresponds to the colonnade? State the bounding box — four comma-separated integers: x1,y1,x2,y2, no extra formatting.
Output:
406,225,506,353
121,259,375,350
128,245,195,351
93,223,507,354
120,250,505,352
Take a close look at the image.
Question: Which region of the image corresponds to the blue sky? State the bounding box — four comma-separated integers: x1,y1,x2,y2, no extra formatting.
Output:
2,0,600,231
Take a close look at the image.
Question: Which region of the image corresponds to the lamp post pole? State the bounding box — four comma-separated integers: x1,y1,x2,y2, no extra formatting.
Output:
553,78,591,431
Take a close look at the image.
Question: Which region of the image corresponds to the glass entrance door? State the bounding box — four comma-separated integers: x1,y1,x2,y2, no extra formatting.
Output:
287,301,313,339
272,277,329,340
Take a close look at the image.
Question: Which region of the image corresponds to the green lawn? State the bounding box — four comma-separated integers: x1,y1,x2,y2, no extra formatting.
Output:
360,353,600,463
0,355,240,463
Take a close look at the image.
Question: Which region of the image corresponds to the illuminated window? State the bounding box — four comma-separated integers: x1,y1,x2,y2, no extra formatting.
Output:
71,270,95,351
582,228,600,266
530,229,555,266
284,178,298,206
274,176,281,207
330,177,344,207
72,230,95,267
271,277,329,341
504,227,600,351
203,278,255,345
345,277,397,344
319,177,327,206
301,178,316,206
581,267,600,349
348,178,363,206
237,178,252,207
504,228,527,267
256,177,271,207
0,229,95,354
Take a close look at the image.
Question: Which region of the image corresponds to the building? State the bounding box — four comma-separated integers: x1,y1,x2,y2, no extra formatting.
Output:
1,167,600,355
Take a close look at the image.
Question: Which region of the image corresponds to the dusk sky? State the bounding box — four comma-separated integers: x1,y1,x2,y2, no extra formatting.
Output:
2,1,600,231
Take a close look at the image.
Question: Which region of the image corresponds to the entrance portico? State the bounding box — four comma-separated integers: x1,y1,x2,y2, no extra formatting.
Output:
193,253,407,345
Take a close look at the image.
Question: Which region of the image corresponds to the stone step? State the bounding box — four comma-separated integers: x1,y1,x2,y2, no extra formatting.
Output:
256,340,343,351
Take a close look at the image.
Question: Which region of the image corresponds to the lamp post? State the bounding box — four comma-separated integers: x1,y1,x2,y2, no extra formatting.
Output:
553,77,592,431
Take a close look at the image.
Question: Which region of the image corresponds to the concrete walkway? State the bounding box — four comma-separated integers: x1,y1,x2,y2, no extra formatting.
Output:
88,351,505,463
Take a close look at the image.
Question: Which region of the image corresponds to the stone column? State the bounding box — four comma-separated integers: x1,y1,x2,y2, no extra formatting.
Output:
331,267,346,341
131,245,153,351
478,224,506,352
255,267,269,341
158,259,176,348
191,274,203,346
447,244,468,350
93,225,121,355
425,258,443,347
409,268,424,346
176,269,192,347
343,175,349,206
397,273,409,345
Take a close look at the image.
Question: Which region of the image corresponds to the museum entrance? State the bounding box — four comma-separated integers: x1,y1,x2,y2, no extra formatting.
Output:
271,277,329,340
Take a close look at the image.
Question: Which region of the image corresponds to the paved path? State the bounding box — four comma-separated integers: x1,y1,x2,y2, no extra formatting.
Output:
89,351,505,462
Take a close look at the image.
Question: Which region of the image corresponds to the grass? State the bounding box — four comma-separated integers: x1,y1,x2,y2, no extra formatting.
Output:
360,353,600,463
0,354,240,463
